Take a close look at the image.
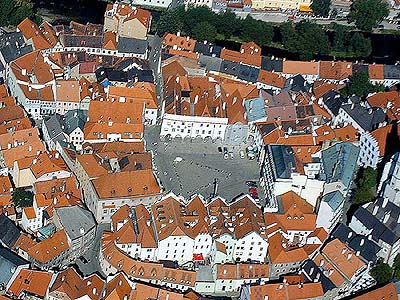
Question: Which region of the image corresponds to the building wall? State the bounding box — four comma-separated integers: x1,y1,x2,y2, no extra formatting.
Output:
232,232,268,263
358,132,380,169
119,19,147,40
161,114,228,141
157,235,194,265
316,201,343,233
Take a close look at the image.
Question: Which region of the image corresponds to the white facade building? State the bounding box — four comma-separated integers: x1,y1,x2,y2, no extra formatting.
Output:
161,114,228,141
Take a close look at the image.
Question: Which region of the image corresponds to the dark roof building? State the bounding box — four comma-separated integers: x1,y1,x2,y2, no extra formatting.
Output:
0,215,21,248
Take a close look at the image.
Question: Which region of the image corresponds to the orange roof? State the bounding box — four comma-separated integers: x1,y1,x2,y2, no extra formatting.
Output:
0,85,8,98
27,230,69,263
319,61,353,81
0,105,25,123
108,86,157,109
102,241,196,287
368,64,385,80
34,176,82,199
313,81,345,99
0,196,12,207
104,31,117,50
316,238,366,286
163,33,196,52
370,124,393,156
283,61,319,75
216,263,269,280
10,51,54,84
268,232,309,264
12,232,37,253
8,269,53,298
220,42,262,67
258,70,286,88
265,191,316,233
17,18,53,50
92,169,160,199
84,122,144,141
76,154,108,179
367,91,400,121
248,282,324,300
111,4,151,28
131,282,186,300
151,194,208,240
56,80,81,103
23,206,36,219
351,282,398,300
104,273,131,300
0,175,12,195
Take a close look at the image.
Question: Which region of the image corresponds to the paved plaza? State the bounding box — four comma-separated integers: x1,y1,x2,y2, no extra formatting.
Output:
145,126,263,203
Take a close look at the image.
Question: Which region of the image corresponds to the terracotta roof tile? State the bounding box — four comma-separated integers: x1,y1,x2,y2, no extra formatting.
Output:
8,269,53,298
319,61,352,81
258,70,286,88
163,33,196,52
368,64,385,80
370,124,393,156
351,282,397,300
27,229,69,263
248,282,324,300
283,61,319,75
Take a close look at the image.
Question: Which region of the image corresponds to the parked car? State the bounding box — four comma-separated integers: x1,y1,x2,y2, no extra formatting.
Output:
224,153,229,160
218,147,222,153
246,181,257,187
249,187,257,194
240,150,245,159
288,15,296,20
251,193,259,199
229,152,234,159
79,256,89,264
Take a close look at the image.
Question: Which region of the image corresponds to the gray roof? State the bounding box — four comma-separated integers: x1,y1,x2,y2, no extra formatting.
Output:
0,247,29,286
320,90,346,116
238,64,260,83
64,109,87,135
219,60,240,76
283,75,312,92
198,54,222,72
331,223,380,263
321,190,344,211
384,64,400,80
0,44,33,64
0,32,25,49
301,259,336,292
61,34,104,48
117,37,148,54
0,215,21,248
43,114,67,144
341,103,387,132
54,206,95,240
352,197,400,246
269,144,298,179
261,57,283,72
244,97,266,123
321,142,359,189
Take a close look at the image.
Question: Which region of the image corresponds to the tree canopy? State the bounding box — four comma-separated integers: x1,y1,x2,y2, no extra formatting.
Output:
352,166,378,205
11,188,33,208
311,0,331,17
371,259,393,284
0,0,34,27
192,21,217,43
343,71,384,97
349,0,389,31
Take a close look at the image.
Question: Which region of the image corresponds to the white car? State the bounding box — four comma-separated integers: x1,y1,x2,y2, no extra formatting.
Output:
240,150,245,159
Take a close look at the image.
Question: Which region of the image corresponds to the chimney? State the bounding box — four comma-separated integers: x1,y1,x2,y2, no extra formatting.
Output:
347,253,352,260
28,145,32,152
177,32,181,37
360,239,364,246
55,152,59,159
32,158,37,165
383,212,390,224
382,197,388,208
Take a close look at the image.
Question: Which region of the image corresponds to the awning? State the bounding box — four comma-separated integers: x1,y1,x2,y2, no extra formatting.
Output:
193,253,204,261
299,5,313,12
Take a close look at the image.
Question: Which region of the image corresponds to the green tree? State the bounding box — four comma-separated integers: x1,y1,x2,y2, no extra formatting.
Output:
192,21,217,43
393,253,400,278
371,259,393,284
156,9,182,35
0,0,34,26
347,71,374,97
215,10,239,38
349,0,389,31
311,0,331,17
349,32,372,57
359,167,378,189
353,187,375,205
183,5,216,35
11,188,33,208
332,24,348,52
241,15,273,46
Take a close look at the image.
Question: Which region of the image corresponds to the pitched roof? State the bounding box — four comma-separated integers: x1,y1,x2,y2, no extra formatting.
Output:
282,61,319,75
319,61,352,81
368,64,385,80
248,282,324,300
92,169,160,199
163,33,196,51
351,282,398,300
17,18,53,50
8,269,53,298
258,70,286,88
27,229,69,263
369,124,393,156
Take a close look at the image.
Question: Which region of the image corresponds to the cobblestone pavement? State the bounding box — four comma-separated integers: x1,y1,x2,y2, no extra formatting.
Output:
145,126,263,202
